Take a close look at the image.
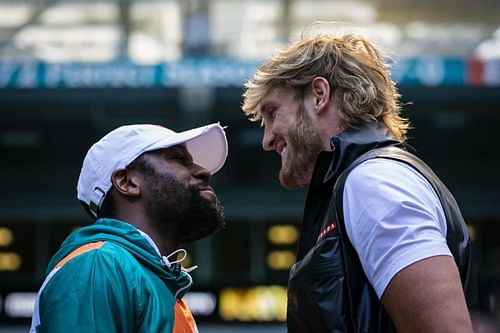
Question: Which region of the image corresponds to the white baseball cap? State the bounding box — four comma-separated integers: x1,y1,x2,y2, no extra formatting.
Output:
77,122,228,218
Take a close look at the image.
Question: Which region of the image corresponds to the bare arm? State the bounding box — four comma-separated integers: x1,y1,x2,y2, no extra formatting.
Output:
381,255,472,333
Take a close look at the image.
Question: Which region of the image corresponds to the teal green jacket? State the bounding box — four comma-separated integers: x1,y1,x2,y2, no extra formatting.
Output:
30,218,197,333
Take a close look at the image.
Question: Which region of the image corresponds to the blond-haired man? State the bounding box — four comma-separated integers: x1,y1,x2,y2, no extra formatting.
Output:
242,31,477,332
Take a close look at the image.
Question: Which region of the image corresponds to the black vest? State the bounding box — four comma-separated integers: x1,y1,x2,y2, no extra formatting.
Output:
286,123,477,333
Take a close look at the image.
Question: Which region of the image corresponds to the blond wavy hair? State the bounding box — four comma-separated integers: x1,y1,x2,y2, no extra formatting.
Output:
242,32,409,142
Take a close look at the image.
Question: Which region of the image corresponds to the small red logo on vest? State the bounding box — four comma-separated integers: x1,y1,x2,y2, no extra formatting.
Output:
317,221,337,243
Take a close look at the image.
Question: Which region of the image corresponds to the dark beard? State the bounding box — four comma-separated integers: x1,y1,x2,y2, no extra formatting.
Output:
178,185,225,243
279,105,324,189
145,170,225,244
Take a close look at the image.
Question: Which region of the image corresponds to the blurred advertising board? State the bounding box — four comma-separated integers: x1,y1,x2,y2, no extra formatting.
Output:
0,58,499,89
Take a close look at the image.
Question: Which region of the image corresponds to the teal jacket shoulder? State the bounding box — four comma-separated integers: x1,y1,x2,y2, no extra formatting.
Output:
35,218,192,333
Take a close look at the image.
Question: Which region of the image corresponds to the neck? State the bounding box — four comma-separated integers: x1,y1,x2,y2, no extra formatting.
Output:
137,222,178,256
114,210,179,256
315,106,344,151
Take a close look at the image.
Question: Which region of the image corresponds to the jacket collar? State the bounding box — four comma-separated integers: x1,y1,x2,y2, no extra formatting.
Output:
319,122,400,184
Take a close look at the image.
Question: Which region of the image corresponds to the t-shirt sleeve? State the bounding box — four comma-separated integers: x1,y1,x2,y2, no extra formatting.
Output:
342,158,452,299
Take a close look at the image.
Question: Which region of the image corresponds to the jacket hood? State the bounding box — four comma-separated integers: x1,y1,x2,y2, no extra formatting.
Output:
46,218,192,297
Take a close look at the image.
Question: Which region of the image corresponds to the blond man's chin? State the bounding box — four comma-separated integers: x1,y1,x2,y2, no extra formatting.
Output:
279,168,311,190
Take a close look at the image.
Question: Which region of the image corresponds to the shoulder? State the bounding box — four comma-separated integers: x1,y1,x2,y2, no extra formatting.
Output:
341,157,451,298
343,157,443,222
46,241,145,290
69,241,136,265
345,157,433,194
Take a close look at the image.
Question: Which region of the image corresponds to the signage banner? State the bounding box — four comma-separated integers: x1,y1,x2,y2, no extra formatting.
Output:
0,58,498,89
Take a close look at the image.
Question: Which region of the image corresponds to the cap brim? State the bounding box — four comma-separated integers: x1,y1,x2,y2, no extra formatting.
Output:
151,123,228,174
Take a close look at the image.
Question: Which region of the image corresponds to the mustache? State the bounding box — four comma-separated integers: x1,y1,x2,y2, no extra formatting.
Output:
190,181,211,192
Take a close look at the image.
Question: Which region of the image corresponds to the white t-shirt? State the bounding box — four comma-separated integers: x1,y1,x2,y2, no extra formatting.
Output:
342,158,452,299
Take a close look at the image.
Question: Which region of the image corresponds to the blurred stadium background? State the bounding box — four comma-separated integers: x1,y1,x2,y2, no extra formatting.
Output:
0,0,499,331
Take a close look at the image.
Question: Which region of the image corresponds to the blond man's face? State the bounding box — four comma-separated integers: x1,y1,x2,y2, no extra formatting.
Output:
259,87,324,189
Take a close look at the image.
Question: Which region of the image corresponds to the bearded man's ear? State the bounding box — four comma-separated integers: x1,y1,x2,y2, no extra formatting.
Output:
111,169,142,198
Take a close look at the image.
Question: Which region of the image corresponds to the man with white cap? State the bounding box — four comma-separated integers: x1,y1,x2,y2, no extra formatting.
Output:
30,122,228,333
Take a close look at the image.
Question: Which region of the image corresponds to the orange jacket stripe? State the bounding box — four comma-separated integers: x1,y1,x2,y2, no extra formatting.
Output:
173,299,197,333
54,241,105,270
